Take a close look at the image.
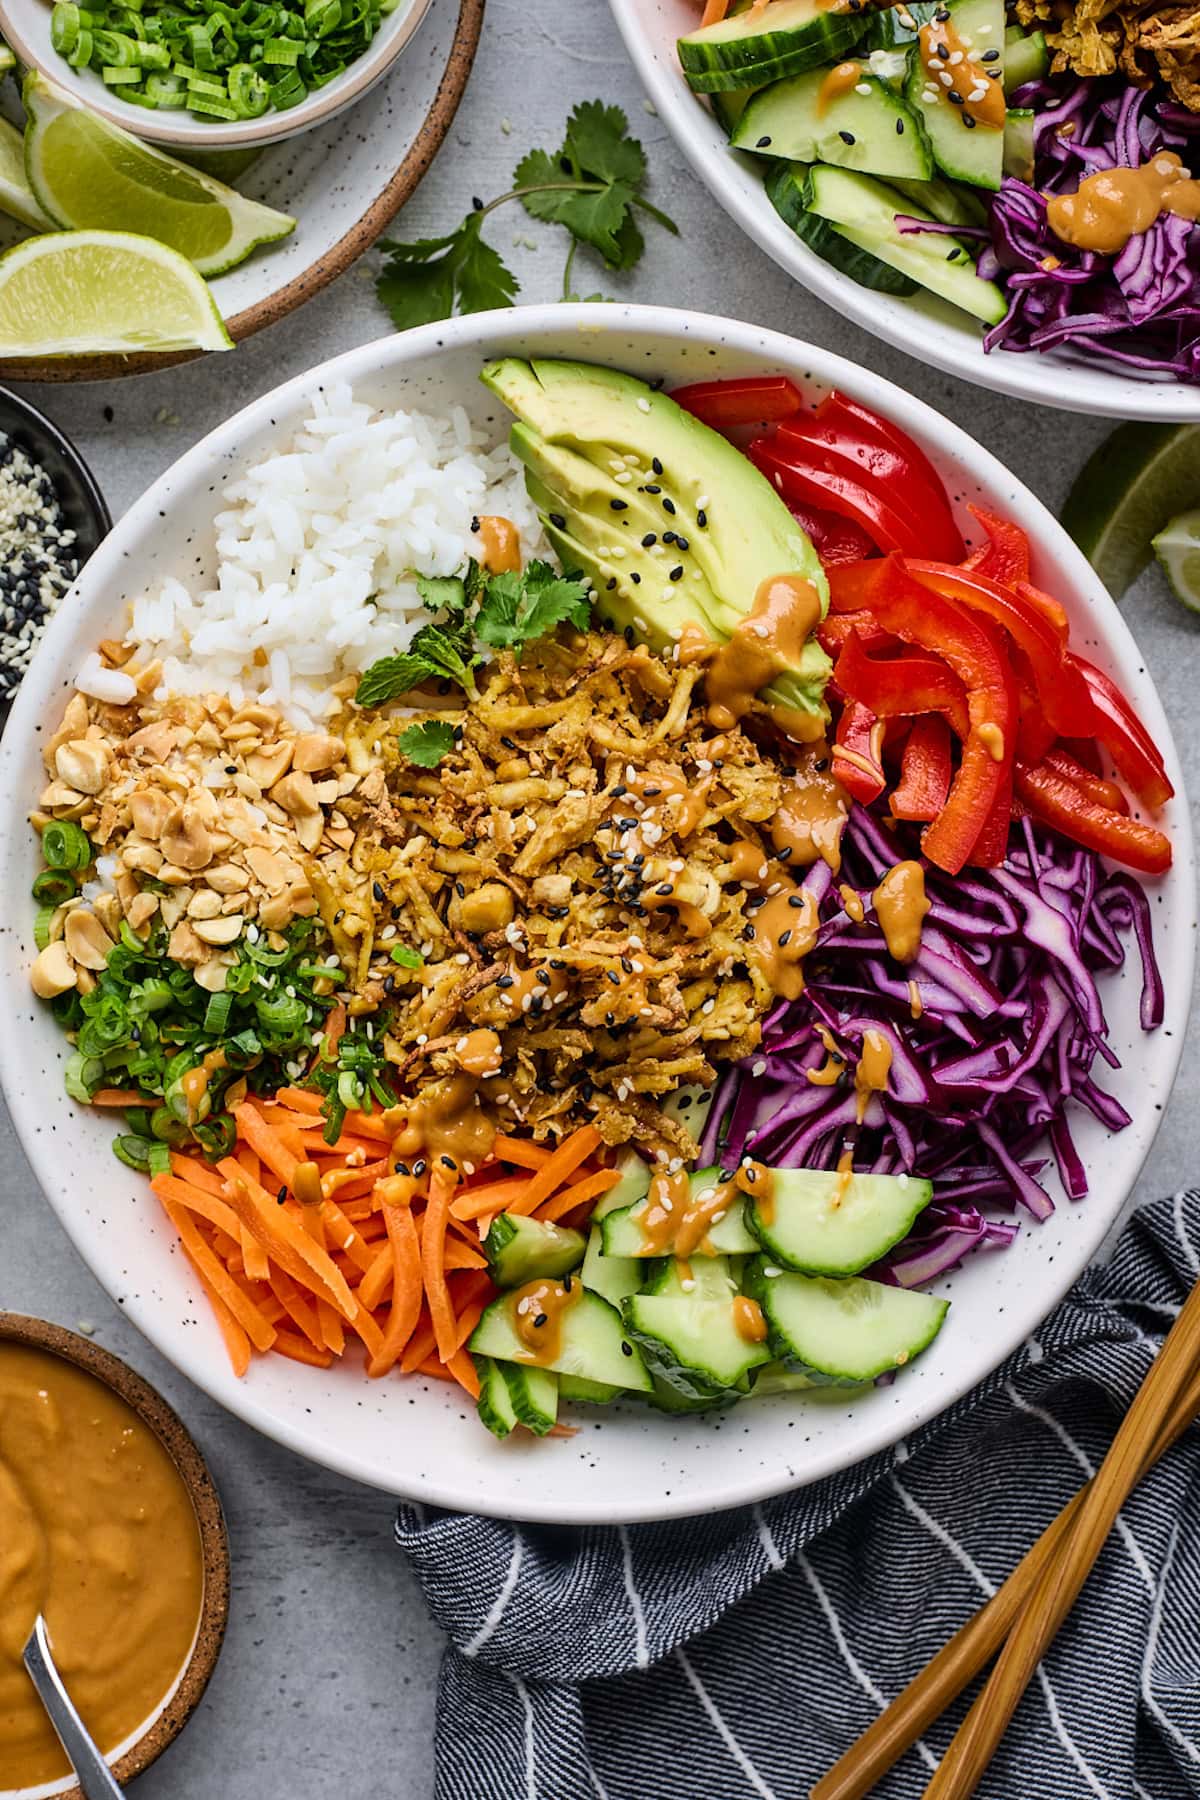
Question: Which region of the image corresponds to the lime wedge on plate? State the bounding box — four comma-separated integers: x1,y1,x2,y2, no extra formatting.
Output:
24,73,294,278
1152,510,1200,613
0,116,52,231
0,229,232,356
1061,421,1200,598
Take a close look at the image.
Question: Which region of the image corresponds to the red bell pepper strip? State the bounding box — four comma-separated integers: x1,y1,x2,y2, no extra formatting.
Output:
787,499,878,567
815,392,949,508
1015,681,1058,765
1014,761,1172,875
1043,748,1129,815
747,439,928,557
891,716,952,822
1015,580,1069,642
832,701,887,804
818,614,898,659
904,560,1097,739
829,555,1015,874
968,757,1015,867
1072,657,1174,810
671,375,804,428
961,505,1032,590
833,630,970,741
772,419,965,564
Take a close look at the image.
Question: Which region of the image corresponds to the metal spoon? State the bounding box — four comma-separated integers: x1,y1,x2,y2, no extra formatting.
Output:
22,1614,124,1799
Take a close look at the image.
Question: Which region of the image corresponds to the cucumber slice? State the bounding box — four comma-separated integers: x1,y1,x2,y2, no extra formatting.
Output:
661,1082,715,1142
470,1286,652,1392
678,0,868,92
581,1223,643,1310
1003,24,1047,92
766,161,919,295
484,1214,585,1287
624,1290,771,1398
902,0,1005,190
500,1362,559,1435
864,1,939,50
475,1356,518,1438
559,1372,622,1405
888,172,989,227
643,1255,739,1300
803,165,1006,322
746,1260,949,1383
601,1168,757,1259
1003,107,1034,181
733,68,933,180
746,1168,934,1276
710,87,756,135
594,1146,652,1220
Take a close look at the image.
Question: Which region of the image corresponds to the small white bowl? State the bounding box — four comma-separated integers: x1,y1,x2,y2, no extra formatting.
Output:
606,0,1200,422
0,304,1191,1523
0,0,433,149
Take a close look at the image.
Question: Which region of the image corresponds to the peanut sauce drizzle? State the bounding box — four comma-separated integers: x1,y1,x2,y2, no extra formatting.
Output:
454,1027,504,1079
908,979,923,1020
839,883,865,924
919,16,1006,129
477,515,522,573
872,860,930,964
729,840,771,884
833,1029,894,1201
817,59,864,114
1046,152,1200,256
392,1072,497,1175
678,572,825,741
732,1295,770,1344
510,1276,582,1363
977,721,1006,762
771,745,848,874
747,880,821,1001
637,1160,774,1255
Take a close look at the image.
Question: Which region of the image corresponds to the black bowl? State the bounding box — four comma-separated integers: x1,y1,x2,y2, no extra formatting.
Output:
0,384,111,563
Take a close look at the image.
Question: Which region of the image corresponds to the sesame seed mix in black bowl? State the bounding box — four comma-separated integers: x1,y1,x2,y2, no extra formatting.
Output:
0,387,110,703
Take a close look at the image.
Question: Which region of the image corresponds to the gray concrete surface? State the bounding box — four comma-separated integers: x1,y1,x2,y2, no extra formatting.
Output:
4,0,1199,1794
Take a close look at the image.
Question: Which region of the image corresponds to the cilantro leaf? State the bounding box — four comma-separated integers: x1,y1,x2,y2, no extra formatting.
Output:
475,561,592,656
566,101,646,188
399,720,457,768
354,653,434,709
376,216,517,333
416,574,467,617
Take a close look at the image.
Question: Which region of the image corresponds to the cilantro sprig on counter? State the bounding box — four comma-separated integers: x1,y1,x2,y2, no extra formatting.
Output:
354,558,591,725
376,101,678,327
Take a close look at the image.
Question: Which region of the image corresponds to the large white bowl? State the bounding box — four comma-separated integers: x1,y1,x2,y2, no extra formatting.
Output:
0,0,432,149
607,0,1200,423
0,305,1191,1522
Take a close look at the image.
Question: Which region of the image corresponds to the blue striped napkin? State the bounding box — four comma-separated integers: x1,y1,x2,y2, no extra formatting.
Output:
396,1191,1200,1800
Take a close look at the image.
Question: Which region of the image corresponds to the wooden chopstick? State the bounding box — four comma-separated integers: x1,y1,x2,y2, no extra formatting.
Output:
812,1336,1200,1800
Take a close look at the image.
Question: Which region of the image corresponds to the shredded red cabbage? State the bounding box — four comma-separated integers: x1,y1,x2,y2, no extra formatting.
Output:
697,807,1163,1287
980,78,1200,380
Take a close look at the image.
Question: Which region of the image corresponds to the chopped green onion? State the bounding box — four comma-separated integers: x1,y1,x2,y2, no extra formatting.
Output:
102,63,144,82
228,61,270,113
64,1051,102,1103
41,821,92,871
203,990,234,1034
68,25,94,62
32,868,76,906
194,1113,236,1159
390,944,423,968
51,2,82,53
147,1142,173,1176
113,1133,153,1171
33,907,56,952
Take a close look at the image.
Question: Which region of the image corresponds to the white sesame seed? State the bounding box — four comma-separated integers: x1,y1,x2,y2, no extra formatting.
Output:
636,397,651,413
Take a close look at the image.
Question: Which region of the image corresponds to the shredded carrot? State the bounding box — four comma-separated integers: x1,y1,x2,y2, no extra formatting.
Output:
491,1133,553,1170
399,1311,436,1373
268,1269,325,1351
444,1237,487,1272
241,1222,271,1283
273,1330,334,1369
217,1158,357,1320
90,1088,157,1108
419,1347,480,1398
505,1125,603,1217
450,1175,530,1223
368,1196,424,1378
151,1172,240,1239
700,0,729,22
357,1243,394,1313
201,1279,252,1377
234,1102,299,1188
273,1086,325,1115
533,1166,621,1223
159,1197,277,1353
169,1152,227,1197
420,1169,459,1363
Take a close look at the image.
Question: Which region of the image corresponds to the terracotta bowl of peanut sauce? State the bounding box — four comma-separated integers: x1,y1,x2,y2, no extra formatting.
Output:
0,1314,229,1800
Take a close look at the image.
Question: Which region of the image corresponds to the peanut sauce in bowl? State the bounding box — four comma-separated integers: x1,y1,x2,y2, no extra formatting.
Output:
0,1316,228,1799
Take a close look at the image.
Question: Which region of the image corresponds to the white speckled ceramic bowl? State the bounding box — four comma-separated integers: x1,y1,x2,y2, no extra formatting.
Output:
606,0,1200,423
0,305,1191,1522
0,0,433,149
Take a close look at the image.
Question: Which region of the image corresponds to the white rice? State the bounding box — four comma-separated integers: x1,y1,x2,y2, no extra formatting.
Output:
113,382,549,727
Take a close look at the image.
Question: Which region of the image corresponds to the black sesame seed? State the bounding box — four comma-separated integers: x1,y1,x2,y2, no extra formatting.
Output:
788,893,808,908
670,565,684,581
674,535,689,552
896,118,905,133
839,130,856,145
455,881,466,898
607,577,618,591
778,930,792,947
631,572,642,585
549,512,566,529
440,1155,457,1170
621,1341,633,1357
662,497,676,515
497,975,514,990
413,1160,427,1177
963,112,977,126
756,135,772,148
610,498,628,511
947,90,963,104
372,881,385,902
641,532,657,547
534,1313,549,1329
981,46,999,59
697,509,708,528
644,484,661,495
536,969,552,985
652,457,663,475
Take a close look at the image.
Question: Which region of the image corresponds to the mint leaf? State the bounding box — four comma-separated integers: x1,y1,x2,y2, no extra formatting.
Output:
410,622,479,695
476,561,592,655
355,653,433,708
399,720,457,768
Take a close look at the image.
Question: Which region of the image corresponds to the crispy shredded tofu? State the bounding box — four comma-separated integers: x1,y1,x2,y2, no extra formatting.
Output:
328,632,790,1162
1015,0,1200,107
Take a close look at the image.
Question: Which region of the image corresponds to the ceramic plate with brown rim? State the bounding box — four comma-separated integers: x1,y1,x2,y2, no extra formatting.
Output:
0,1312,229,1800
0,0,484,384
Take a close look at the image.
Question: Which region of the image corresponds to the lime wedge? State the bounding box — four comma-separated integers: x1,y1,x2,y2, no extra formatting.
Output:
1060,421,1200,599
1152,510,1200,613
0,116,52,232
23,73,293,278
0,229,232,356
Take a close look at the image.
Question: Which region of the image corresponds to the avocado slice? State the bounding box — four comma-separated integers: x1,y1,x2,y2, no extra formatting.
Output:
481,356,832,731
